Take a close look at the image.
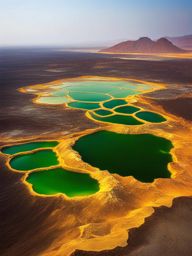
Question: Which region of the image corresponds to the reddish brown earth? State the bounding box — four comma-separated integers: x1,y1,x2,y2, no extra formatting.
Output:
72,197,192,256
155,98,192,121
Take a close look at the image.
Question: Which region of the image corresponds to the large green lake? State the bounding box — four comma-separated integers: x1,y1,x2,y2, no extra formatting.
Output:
73,131,173,182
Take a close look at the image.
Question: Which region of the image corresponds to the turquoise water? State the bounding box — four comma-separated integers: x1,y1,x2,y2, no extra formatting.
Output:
69,92,111,102
43,80,151,103
33,79,167,126
65,81,148,94
110,89,137,98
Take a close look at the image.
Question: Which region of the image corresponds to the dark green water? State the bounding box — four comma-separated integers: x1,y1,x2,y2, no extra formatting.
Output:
136,111,166,123
90,112,143,125
103,99,127,109
115,105,140,114
10,150,58,171
94,109,113,116
73,131,173,182
67,101,100,110
2,141,58,155
27,168,99,197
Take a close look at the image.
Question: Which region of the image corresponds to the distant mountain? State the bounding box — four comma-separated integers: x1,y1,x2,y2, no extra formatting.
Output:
101,37,185,53
167,35,192,50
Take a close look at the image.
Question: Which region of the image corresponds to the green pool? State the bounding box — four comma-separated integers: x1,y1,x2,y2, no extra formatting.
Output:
73,131,173,182
69,92,111,102
103,99,127,109
94,109,113,116
67,101,100,110
26,168,99,197
115,105,140,114
32,79,166,126
136,111,166,123
38,96,70,104
89,112,143,125
2,141,58,155
2,79,171,198
36,80,149,107
10,150,58,171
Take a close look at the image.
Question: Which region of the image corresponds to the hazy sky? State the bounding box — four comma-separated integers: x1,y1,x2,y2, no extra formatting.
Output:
0,0,192,46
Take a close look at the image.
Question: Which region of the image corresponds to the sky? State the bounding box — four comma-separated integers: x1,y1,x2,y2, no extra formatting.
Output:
0,0,192,47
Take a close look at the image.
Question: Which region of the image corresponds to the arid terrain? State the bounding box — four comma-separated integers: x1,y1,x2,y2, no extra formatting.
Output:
1,48,192,256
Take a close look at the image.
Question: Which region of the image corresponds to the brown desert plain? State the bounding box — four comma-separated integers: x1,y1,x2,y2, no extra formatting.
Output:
0,48,192,256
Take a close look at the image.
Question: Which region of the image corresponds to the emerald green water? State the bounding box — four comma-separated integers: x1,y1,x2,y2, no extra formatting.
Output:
2,141,58,155
89,112,143,125
67,101,100,110
94,109,113,116
115,105,140,114
103,99,127,109
26,168,99,197
73,131,173,183
10,150,58,171
136,111,166,123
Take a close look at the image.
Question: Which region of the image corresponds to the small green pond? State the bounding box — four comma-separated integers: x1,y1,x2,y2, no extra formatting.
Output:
26,168,99,197
103,99,127,109
10,150,58,171
2,141,58,155
136,111,166,123
89,112,143,125
73,131,173,182
67,101,100,110
115,105,140,114
94,109,113,116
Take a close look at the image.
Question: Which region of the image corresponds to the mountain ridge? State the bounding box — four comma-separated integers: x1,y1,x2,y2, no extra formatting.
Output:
167,35,192,50
101,37,186,53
